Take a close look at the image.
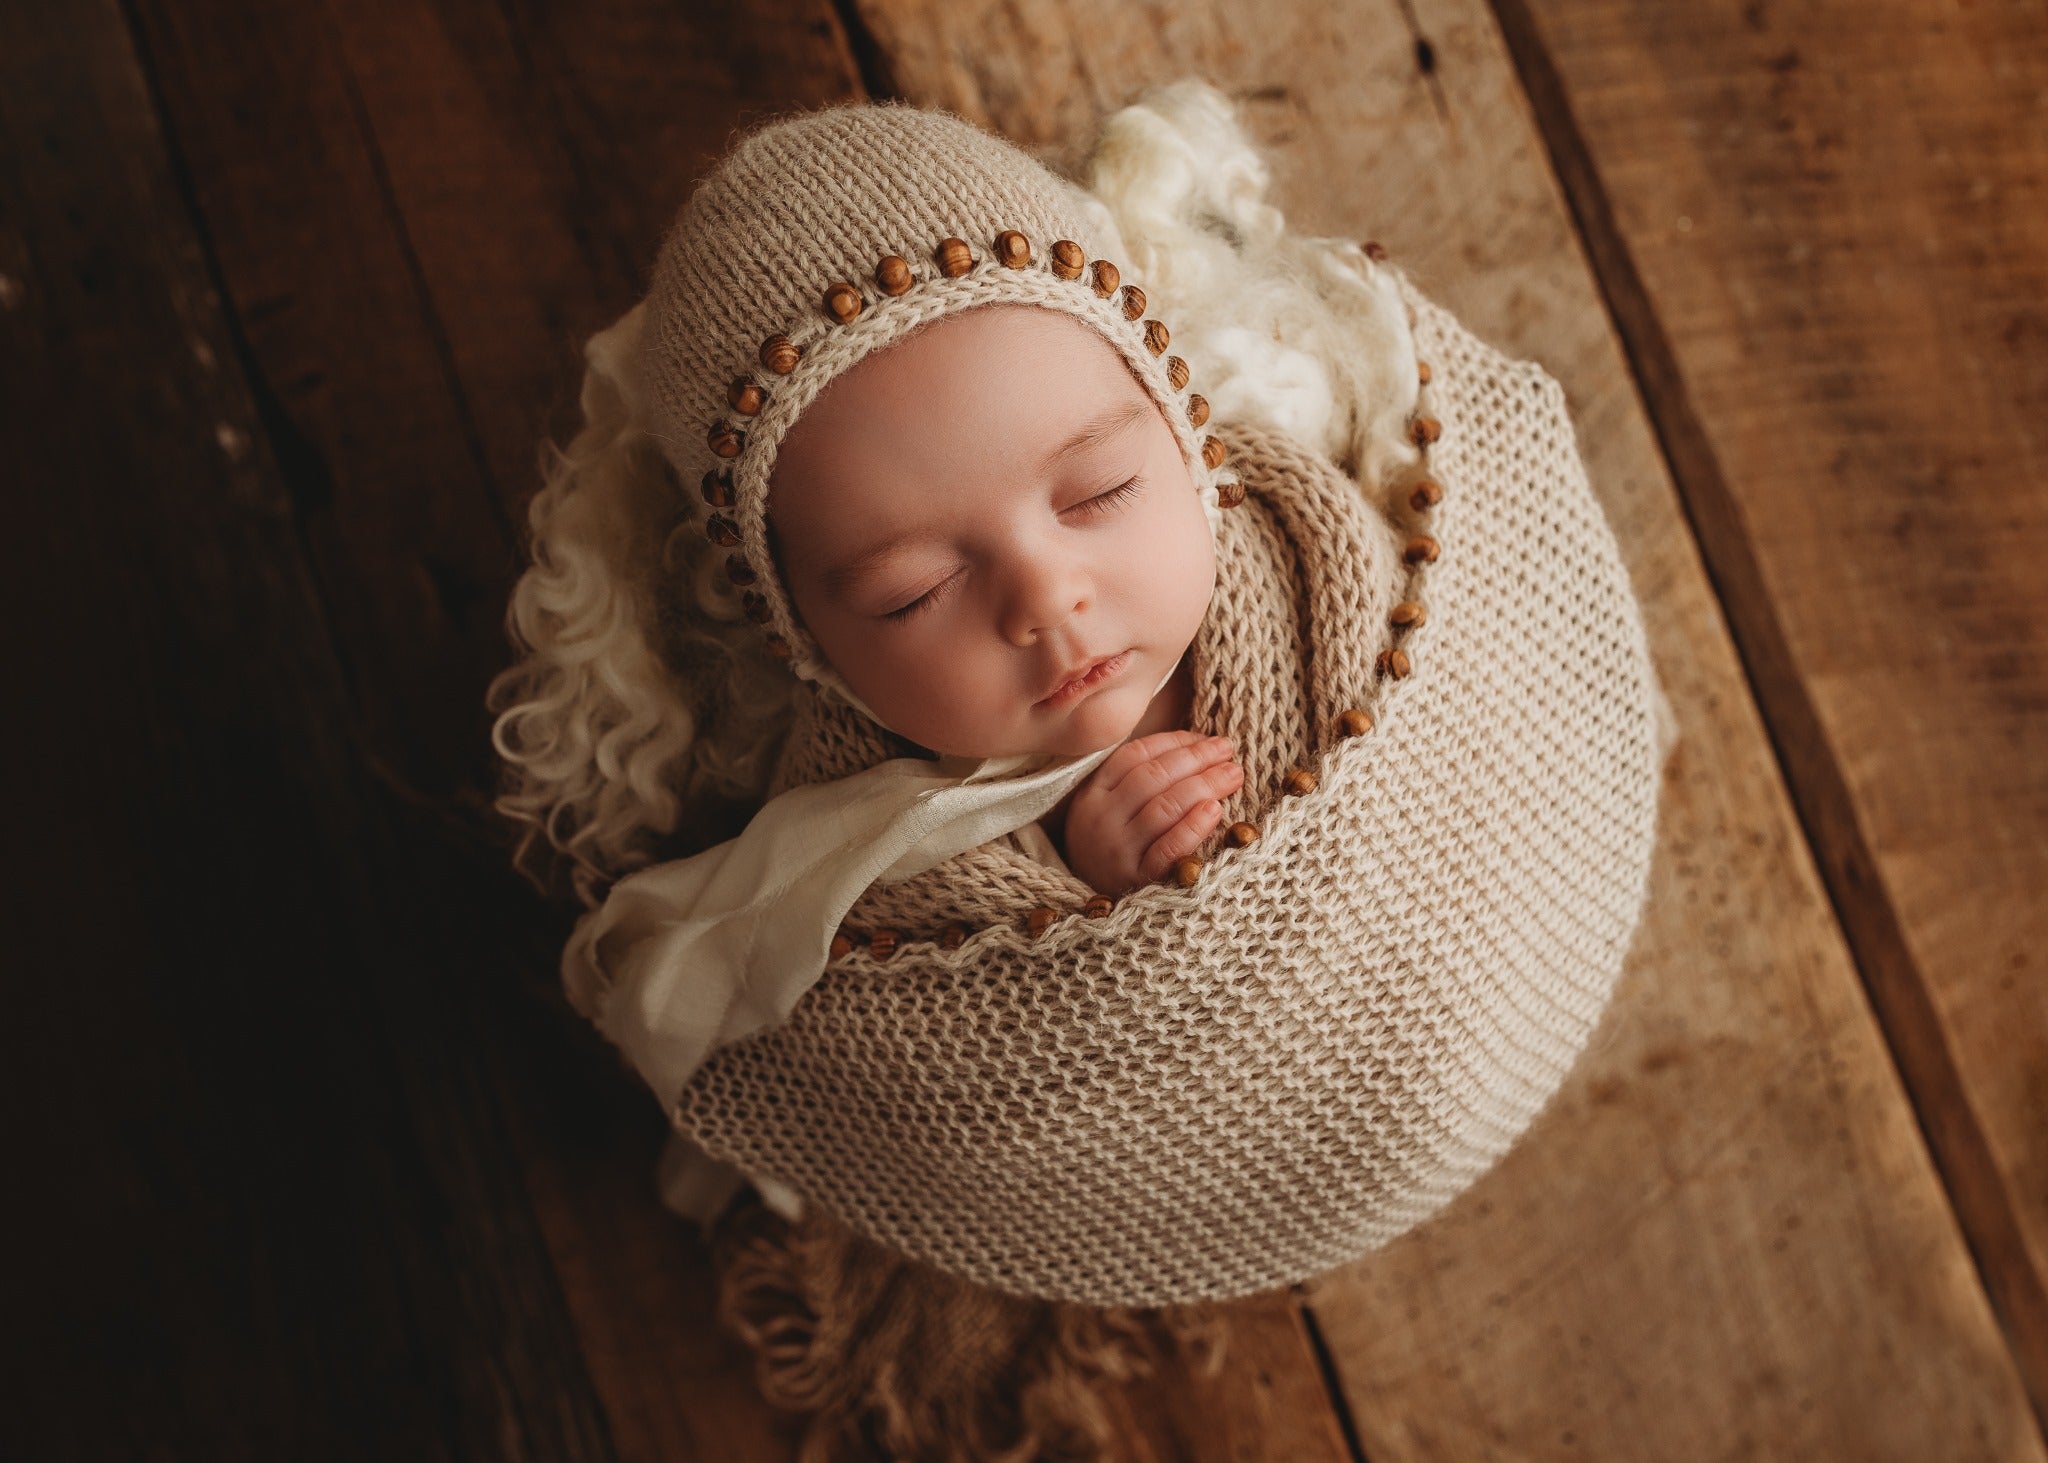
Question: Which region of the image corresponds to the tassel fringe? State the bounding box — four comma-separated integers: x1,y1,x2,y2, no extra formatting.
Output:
709,1191,1232,1461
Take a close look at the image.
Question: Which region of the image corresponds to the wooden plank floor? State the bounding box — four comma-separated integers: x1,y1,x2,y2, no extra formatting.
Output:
3,0,2040,1457
1494,0,2048,1421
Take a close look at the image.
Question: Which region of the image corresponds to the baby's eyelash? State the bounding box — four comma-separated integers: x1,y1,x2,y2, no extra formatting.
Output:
1074,476,1144,517
883,580,949,621
881,478,1145,622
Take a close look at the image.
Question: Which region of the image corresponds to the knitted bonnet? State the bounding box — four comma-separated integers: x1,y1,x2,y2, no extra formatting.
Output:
638,98,1238,711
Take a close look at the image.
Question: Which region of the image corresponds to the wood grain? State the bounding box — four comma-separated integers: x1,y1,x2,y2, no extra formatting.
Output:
111,0,1358,1453
847,0,2048,1454
108,0,853,1455
19,0,2041,1452
1,1,615,1455
1494,0,2048,1423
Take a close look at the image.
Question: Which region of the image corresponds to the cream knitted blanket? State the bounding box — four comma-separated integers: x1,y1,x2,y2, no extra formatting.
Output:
672,293,1670,1308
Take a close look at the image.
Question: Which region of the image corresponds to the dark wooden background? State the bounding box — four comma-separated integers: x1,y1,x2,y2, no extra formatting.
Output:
4,0,2042,1457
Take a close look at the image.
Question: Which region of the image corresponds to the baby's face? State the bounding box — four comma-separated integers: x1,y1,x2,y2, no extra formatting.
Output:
768,303,1216,761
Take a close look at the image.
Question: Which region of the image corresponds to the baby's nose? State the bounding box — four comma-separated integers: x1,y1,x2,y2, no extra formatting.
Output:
1002,570,1090,645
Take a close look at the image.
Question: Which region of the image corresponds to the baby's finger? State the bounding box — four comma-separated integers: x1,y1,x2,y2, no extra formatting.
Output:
1126,760,1245,848
1103,734,1237,808
1138,797,1227,885
1092,730,1206,791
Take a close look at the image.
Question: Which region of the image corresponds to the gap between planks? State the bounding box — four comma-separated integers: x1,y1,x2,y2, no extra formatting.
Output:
1483,0,2048,1439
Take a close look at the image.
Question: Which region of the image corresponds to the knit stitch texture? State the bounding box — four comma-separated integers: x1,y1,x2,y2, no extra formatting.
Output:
671,286,1669,1307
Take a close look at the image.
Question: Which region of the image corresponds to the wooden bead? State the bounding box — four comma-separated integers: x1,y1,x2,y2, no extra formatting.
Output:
1026,906,1059,937
1173,855,1204,888
1120,284,1146,322
1201,436,1228,470
829,932,854,960
707,420,744,458
700,470,734,508
765,635,793,661
1091,258,1120,297
1083,894,1114,919
1337,708,1374,738
1217,477,1246,509
995,229,1032,268
875,254,914,295
1417,360,1433,385
1050,239,1086,280
1390,600,1426,630
1187,393,1210,428
1377,648,1412,679
1409,415,1442,446
1362,239,1388,261
760,333,801,374
823,281,863,324
1409,478,1444,510
1403,534,1440,565
705,513,741,547
725,553,756,586
869,928,899,959
1225,821,1259,849
934,237,976,277
727,378,765,415
939,921,968,949
1143,319,1170,355
1282,767,1318,797
741,591,771,624
1165,355,1190,391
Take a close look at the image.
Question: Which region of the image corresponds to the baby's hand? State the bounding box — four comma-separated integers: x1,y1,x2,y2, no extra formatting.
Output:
1062,731,1244,895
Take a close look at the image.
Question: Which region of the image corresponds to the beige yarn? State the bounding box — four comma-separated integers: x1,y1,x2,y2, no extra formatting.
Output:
707,1189,1232,1460
671,283,1669,1308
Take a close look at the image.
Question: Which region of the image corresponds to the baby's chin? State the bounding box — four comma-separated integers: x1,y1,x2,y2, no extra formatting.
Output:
1039,696,1147,757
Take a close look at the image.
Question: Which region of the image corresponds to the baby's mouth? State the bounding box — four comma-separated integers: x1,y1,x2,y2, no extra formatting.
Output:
1037,650,1131,708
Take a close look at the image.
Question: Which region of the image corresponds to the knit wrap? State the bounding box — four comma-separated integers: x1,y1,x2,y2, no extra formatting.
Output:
639,101,1235,693
671,289,1667,1308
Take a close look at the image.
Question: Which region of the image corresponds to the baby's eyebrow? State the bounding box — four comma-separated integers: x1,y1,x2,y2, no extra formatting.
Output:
823,531,934,597
821,398,1151,599
1036,397,1150,474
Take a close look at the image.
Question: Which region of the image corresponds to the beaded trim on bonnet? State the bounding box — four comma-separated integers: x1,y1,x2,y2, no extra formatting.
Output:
639,100,1242,710
673,272,1668,1309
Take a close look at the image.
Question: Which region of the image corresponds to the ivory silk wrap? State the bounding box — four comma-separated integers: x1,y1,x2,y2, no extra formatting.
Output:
672,294,1669,1308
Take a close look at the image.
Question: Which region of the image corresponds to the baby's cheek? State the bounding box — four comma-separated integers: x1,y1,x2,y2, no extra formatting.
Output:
823,621,929,728
1162,512,1218,630
907,649,1012,749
